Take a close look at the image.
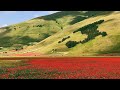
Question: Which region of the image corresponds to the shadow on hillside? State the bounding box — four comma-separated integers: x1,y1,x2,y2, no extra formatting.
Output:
0,36,13,47
69,16,87,25
34,11,82,21
104,19,115,23
34,11,114,25
0,27,12,37
17,36,40,45
69,11,114,25
0,36,41,48
84,11,114,17
38,11,114,20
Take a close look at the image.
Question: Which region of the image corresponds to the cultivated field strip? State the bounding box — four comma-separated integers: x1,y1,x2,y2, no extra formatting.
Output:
0,56,120,60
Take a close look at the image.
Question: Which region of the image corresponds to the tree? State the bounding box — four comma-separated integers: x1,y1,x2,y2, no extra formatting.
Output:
66,41,78,48
58,41,61,43
101,32,107,37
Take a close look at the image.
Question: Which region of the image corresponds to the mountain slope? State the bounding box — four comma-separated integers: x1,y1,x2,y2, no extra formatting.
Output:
0,11,89,50
0,11,120,56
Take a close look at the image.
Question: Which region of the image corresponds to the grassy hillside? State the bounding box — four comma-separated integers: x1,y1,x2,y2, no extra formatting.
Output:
0,11,89,50
0,11,120,56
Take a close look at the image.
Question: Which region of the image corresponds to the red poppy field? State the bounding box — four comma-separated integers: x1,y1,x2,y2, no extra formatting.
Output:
0,57,120,79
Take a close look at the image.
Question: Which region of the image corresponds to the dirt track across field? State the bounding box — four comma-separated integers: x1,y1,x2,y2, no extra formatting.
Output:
0,56,120,60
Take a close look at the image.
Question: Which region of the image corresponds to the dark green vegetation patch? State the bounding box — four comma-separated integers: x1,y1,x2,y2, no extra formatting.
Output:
66,20,107,48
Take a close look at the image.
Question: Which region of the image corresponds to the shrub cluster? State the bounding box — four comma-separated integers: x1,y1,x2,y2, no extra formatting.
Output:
66,41,79,48
58,36,70,43
33,25,44,27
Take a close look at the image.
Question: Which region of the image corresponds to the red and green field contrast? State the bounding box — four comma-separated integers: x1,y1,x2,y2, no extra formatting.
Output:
0,57,120,79
1,11,120,79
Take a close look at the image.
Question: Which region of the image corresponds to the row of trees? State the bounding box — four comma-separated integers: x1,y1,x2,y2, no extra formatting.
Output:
33,25,44,27
58,36,70,43
13,25,44,30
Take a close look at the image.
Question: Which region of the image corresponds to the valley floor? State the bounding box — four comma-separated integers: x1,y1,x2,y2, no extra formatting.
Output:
0,57,120,79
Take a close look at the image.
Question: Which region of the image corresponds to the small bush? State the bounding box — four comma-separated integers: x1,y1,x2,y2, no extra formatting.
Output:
61,27,63,30
66,41,78,48
101,32,107,37
58,41,62,43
